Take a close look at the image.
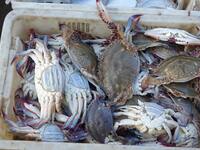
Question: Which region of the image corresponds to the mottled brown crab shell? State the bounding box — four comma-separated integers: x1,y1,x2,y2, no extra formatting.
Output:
153,55,200,83
98,41,140,105
62,26,98,82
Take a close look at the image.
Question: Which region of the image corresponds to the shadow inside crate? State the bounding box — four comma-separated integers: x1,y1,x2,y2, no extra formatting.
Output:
0,1,12,39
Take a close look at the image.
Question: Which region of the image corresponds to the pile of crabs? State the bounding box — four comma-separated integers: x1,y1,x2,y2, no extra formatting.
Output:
4,0,200,148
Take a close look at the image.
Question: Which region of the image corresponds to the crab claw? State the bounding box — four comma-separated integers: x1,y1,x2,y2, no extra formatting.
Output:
124,14,144,37
11,49,37,78
14,98,48,129
11,51,29,78
2,111,38,134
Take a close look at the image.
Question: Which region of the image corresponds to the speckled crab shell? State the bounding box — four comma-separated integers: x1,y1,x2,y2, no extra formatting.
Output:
62,26,98,83
98,41,140,105
152,55,200,84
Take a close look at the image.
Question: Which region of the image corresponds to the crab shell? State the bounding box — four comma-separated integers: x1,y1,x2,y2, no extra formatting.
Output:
62,62,91,129
39,124,65,142
85,100,114,143
163,83,199,99
113,101,179,143
99,41,140,105
144,28,200,45
151,55,200,84
131,33,168,51
62,26,98,83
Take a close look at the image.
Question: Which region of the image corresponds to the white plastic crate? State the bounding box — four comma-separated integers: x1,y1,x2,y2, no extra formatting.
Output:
1,8,200,149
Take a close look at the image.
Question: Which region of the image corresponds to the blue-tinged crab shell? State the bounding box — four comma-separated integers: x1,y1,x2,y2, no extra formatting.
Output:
85,100,114,143
39,124,66,142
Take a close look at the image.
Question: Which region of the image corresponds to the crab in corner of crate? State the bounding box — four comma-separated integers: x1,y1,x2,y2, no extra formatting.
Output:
11,29,103,134
113,98,200,147
2,89,88,142
12,38,65,121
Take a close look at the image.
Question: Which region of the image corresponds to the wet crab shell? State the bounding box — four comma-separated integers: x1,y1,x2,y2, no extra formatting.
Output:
39,124,65,142
144,28,200,45
85,100,114,143
131,33,168,51
41,63,65,92
62,27,98,82
153,55,200,83
99,41,140,104
163,82,199,99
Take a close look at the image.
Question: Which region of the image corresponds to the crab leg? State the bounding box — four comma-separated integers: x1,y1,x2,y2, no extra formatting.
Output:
24,102,40,117
55,113,70,122
63,93,79,129
3,112,38,134
22,72,37,99
20,102,48,128
114,119,143,131
81,94,87,124
162,123,172,143
85,77,105,98
113,112,141,119
69,93,84,129
35,38,51,64
15,100,39,119
96,0,113,26
12,49,42,65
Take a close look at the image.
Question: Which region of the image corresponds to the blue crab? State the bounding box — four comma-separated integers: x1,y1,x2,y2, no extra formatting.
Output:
96,0,141,105
12,39,65,121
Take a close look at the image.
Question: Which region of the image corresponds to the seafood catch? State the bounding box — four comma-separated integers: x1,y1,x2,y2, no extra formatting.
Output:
60,25,104,96
85,99,114,143
6,4,200,148
12,39,65,121
134,55,200,95
114,101,180,143
97,0,140,105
